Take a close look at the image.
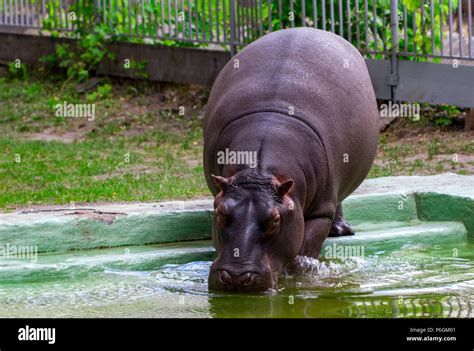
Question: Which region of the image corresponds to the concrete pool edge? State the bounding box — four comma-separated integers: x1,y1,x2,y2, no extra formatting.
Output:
0,173,472,253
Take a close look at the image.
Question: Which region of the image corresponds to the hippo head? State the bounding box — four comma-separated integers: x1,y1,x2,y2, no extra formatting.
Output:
208,168,304,292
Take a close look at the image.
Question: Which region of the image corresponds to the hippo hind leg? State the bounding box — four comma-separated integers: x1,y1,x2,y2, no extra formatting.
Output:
328,204,354,237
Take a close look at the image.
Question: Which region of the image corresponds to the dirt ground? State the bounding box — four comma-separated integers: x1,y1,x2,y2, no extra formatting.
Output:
372,117,474,177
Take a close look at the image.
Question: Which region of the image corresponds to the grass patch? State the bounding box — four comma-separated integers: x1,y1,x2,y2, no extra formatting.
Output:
0,69,210,210
1,67,472,210
0,135,208,209
369,132,474,178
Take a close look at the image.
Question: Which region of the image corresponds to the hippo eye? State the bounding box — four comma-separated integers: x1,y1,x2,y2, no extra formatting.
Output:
263,214,281,238
271,215,281,227
215,210,228,228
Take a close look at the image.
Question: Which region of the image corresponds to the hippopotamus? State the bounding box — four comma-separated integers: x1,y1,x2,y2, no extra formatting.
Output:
203,27,379,292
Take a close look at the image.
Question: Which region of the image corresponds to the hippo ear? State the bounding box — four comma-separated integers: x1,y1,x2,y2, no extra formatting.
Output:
276,179,294,197
211,174,232,191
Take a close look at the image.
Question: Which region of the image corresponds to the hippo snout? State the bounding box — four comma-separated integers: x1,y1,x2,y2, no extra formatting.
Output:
218,270,254,286
208,267,275,293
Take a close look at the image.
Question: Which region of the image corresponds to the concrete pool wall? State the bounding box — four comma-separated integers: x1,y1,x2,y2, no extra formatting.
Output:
0,173,472,253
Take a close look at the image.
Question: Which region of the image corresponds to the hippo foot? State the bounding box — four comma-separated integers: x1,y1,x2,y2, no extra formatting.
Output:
328,216,354,237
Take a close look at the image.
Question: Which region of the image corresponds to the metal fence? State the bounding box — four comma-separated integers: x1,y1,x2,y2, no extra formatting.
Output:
0,0,473,62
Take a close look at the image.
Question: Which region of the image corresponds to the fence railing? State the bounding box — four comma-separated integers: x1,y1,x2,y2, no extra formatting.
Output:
0,0,473,61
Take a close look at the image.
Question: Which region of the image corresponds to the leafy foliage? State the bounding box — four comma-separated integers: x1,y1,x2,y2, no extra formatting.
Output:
261,0,458,60
6,61,29,80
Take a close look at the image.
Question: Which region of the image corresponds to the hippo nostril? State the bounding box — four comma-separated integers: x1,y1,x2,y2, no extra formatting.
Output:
217,270,232,285
241,272,254,286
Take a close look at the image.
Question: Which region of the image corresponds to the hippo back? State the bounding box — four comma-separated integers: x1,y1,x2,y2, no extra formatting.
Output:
204,28,379,205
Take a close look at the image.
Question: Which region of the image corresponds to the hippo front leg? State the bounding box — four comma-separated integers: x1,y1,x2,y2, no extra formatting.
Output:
328,204,354,237
298,217,332,258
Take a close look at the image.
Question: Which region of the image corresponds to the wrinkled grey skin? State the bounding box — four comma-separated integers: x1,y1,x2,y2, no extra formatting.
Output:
203,28,379,292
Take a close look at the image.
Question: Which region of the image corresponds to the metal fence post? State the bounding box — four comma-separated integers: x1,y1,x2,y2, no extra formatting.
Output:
389,0,399,100
94,0,101,25
229,0,237,57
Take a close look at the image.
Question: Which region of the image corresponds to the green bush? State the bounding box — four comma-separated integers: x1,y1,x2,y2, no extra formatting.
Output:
6,60,29,80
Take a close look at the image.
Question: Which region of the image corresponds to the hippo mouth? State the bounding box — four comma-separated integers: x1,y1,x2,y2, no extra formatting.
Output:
208,264,278,293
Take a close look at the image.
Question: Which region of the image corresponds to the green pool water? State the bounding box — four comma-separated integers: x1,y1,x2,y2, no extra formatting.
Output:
1,221,473,318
